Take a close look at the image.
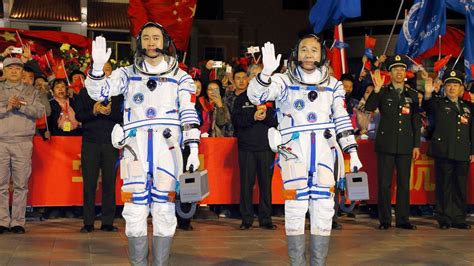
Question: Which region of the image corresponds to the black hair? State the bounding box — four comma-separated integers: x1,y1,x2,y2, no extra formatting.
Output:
23,66,35,74
233,67,247,79
69,70,86,82
51,78,68,91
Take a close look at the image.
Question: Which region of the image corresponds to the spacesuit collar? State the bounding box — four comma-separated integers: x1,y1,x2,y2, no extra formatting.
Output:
296,66,323,84
143,59,168,74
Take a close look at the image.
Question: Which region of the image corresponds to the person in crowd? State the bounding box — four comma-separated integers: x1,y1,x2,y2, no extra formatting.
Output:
48,78,82,136
247,35,363,265
85,22,200,265
225,68,251,116
355,83,380,139
203,80,232,137
248,64,263,80
365,55,421,230
75,63,123,233
422,71,473,230
340,73,358,115
232,67,277,230
1,45,42,77
0,57,44,234
21,66,35,86
33,75,52,139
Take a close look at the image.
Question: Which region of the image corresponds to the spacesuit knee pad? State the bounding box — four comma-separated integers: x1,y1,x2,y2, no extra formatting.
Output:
310,199,334,236
280,159,308,190
120,158,147,193
122,203,149,237
151,202,177,237
285,200,308,236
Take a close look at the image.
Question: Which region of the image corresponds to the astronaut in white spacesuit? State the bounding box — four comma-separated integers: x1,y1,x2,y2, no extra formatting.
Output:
85,22,200,266
247,34,363,266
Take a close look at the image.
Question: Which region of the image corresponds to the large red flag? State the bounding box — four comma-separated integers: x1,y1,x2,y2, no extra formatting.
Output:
329,24,348,80
415,26,464,61
128,0,197,51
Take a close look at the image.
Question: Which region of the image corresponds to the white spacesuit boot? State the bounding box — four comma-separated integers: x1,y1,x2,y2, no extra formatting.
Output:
152,236,173,266
287,235,306,266
128,236,149,266
310,234,330,266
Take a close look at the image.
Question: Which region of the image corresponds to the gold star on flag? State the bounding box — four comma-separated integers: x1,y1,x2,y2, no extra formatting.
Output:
1,31,17,42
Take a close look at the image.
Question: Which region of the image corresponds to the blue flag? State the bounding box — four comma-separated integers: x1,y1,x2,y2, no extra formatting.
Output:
333,40,349,49
309,0,361,34
395,0,446,58
447,0,474,81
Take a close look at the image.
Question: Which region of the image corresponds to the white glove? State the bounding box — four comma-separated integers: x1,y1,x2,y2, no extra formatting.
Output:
111,124,126,149
349,151,363,172
186,144,200,172
260,42,282,81
91,36,112,76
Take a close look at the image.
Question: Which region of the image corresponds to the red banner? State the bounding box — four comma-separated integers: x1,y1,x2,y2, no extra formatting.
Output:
27,137,474,206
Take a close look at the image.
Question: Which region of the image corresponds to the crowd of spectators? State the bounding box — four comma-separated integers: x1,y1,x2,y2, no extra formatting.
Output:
1,38,473,233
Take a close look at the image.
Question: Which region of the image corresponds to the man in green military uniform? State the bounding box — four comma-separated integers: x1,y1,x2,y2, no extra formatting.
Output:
365,55,421,230
422,70,473,230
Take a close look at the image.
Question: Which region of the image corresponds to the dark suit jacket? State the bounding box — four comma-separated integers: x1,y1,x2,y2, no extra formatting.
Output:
422,96,474,161
365,83,421,154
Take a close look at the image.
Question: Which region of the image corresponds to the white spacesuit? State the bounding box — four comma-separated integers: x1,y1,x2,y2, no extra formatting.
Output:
85,22,200,266
247,35,363,266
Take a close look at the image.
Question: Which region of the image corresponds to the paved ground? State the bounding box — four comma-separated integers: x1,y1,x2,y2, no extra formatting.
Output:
0,214,473,265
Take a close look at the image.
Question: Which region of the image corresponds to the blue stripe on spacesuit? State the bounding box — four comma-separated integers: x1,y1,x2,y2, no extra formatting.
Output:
283,177,307,184
310,191,332,197
335,121,352,128
123,182,146,186
128,76,178,84
309,131,316,188
336,125,353,133
318,163,333,173
280,122,334,136
157,167,177,181
147,129,154,177
151,193,169,201
288,85,335,92
178,77,192,85
178,88,195,93
152,187,172,193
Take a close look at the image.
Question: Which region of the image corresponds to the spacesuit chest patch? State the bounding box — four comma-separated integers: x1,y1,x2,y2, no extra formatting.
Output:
293,99,305,111
133,93,145,104
145,107,157,118
307,112,317,123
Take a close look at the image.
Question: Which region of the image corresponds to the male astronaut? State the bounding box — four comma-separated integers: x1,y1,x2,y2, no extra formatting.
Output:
247,35,363,265
85,22,200,266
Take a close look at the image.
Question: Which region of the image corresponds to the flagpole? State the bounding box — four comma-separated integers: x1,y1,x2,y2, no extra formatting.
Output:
61,60,71,85
15,30,24,47
438,35,442,60
452,47,464,70
182,51,187,64
44,55,52,72
337,24,347,74
383,0,405,55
